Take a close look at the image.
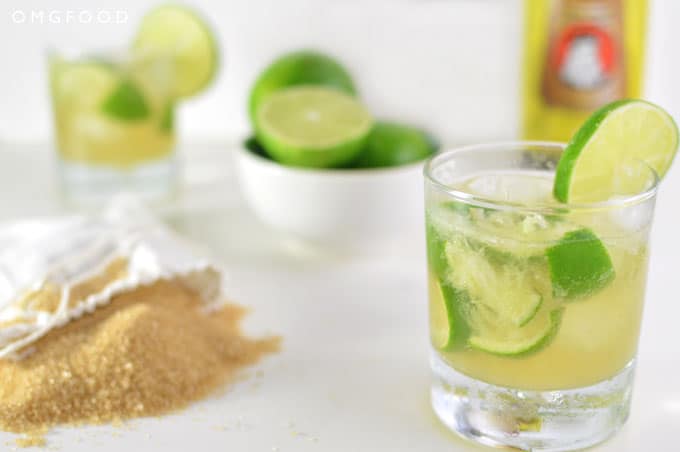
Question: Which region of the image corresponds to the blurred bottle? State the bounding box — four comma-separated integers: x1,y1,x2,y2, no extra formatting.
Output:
522,0,647,141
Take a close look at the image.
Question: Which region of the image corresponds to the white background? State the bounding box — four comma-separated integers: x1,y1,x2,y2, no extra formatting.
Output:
1,0,680,145
1,2,680,450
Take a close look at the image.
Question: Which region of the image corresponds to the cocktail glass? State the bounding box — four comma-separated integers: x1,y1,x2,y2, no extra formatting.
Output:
424,142,658,451
48,47,177,203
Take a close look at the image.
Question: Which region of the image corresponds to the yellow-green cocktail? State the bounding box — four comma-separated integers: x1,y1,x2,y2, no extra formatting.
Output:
425,101,677,452
428,170,649,391
50,52,175,168
49,5,217,202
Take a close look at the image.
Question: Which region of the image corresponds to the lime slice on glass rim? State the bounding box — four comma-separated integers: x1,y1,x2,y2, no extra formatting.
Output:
133,5,218,99
554,99,679,203
549,99,676,298
254,86,373,168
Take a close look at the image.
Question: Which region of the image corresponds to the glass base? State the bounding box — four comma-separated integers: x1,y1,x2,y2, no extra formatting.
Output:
431,352,634,451
59,156,178,206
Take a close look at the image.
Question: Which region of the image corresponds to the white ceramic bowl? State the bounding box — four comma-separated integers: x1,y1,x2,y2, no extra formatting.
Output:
235,144,425,253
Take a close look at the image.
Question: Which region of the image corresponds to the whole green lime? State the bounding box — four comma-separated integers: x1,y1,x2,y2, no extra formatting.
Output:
249,50,356,122
352,121,437,168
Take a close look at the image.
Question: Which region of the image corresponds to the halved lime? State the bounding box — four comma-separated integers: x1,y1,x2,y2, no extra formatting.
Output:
249,50,356,122
546,228,615,299
254,86,373,168
468,308,562,356
351,121,437,168
101,79,150,120
429,278,469,351
554,99,679,203
133,5,218,98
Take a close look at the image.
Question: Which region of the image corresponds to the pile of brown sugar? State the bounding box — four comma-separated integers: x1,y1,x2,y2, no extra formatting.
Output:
0,279,279,436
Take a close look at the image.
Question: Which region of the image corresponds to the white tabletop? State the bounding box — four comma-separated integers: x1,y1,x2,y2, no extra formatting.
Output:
0,143,678,451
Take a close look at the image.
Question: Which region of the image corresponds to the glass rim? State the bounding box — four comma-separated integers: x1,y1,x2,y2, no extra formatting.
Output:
423,140,660,214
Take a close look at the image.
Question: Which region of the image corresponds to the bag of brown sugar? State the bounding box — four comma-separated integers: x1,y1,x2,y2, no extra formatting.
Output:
0,196,278,440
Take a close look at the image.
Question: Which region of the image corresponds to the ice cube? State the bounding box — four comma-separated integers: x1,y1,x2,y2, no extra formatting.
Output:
461,171,554,204
607,197,654,232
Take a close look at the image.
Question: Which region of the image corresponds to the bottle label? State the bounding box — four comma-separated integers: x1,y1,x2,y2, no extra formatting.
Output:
542,0,625,109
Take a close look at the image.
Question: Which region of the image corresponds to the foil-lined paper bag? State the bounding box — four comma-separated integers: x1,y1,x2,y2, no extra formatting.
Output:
0,197,222,359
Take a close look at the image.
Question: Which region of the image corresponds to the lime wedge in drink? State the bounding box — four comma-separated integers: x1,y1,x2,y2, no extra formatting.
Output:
444,236,545,328
546,228,615,299
51,61,149,120
426,217,453,279
51,62,118,109
428,204,564,356
554,99,679,203
468,308,562,356
133,5,218,98
429,278,469,351
102,79,150,120
249,50,356,122
254,86,373,168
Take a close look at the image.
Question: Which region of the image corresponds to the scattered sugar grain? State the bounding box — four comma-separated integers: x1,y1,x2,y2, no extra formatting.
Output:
14,430,47,448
